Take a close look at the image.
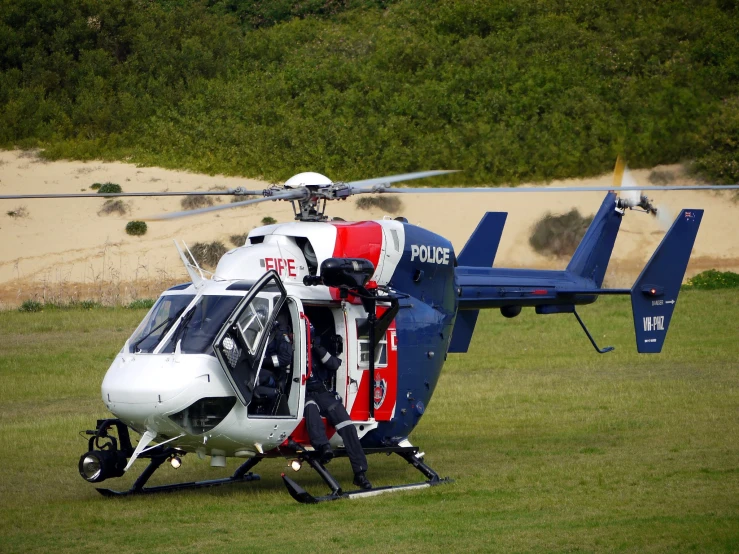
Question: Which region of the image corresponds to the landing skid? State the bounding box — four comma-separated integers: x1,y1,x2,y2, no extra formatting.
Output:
281,444,451,504
96,455,262,497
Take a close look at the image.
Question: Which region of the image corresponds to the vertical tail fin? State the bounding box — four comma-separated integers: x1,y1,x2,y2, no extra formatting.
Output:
449,212,507,353
566,192,622,287
631,209,703,353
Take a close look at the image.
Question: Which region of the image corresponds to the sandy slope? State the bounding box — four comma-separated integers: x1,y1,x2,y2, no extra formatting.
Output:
1,149,737,307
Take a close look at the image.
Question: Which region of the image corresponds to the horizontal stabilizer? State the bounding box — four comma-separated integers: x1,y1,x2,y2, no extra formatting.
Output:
632,209,703,353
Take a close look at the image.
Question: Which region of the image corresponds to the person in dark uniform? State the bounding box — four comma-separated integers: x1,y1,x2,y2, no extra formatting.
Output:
305,324,372,490
251,308,293,414
260,309,293,386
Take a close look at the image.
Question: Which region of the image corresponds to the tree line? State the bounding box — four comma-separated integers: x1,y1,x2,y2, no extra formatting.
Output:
1,0,738,184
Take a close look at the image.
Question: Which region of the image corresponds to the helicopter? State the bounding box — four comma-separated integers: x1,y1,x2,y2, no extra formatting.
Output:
3,165,737,503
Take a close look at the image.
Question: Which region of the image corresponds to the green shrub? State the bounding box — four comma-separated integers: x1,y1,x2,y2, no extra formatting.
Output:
125,221,148,236
90,183,102,190
229,233,249,247
97,182,122,194
18,300,43,312
190,241,228,268
261,216,277,225
529,209,594,258
99,199,129,216
355,196,403,213
181,195,214,210
127,298,156,309
685,270,739,290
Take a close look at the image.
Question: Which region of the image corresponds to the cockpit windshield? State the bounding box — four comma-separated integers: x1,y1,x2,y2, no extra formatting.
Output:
129,292,249,355
160,295,242,355
129,294,195,353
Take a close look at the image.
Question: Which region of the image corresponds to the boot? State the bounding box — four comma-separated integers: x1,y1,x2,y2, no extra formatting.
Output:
318,443,333,464
353,471,372,490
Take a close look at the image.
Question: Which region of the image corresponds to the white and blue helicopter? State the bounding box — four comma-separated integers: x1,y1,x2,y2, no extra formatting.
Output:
4,165,736,502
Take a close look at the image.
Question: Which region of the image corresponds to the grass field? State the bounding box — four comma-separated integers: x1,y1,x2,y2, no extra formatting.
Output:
0,291,737,553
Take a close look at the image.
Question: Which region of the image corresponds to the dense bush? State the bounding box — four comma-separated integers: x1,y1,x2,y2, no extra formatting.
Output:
125,220,147,236
1,0,739,184
261,216,277,225
190,241,228,268
529,209,594,257
692,97,739,184
356,196,403,213
685,270,739,290
97,183,122,194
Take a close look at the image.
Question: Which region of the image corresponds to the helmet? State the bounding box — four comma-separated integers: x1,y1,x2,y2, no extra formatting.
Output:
275,309,290,331
255,305,269,326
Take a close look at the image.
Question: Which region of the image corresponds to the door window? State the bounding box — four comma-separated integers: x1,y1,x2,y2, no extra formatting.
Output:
213,271,286,406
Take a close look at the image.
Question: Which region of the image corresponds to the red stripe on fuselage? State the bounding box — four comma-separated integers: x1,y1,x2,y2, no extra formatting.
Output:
329,221,384,302
330,221,383,268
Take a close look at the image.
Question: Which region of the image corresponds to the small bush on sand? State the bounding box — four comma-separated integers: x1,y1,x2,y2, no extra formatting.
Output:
125,221,147,236
6,206,28,218
90,183,102,190
355,196,403,213
97,182,122,194
190,241,228,268
261,216,277,225
99,199,129,216
529,209,594,257
231,195,253,204
230,233,249,247
181,195,214,210
684,270,739,290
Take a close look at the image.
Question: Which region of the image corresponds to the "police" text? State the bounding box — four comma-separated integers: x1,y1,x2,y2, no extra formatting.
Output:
410,244,450,265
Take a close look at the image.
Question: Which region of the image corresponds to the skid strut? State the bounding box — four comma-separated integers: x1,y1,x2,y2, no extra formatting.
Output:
281,444,451,503
96,455,262,497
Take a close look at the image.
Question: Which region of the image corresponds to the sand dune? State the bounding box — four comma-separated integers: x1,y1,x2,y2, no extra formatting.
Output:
1,149,737,307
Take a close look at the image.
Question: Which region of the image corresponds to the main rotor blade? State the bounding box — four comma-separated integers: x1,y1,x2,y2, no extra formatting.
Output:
347,170,460,190
374,184,739,194
146,190,305,220
0,190,265,200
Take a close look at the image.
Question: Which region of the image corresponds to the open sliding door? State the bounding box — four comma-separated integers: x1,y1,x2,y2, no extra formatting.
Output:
213,271,286,406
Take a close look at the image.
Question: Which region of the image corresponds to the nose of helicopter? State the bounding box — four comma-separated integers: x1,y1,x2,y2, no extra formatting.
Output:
101,353,234,432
